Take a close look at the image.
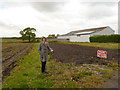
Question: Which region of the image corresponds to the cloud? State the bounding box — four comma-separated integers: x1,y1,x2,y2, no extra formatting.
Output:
85,2,117,19
0,20,21,31
31,2,65,12
0,1,118,37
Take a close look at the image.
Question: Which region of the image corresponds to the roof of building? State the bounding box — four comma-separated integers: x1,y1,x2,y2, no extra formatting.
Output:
68,26,109,34
59,26,113,36
60,33,76,36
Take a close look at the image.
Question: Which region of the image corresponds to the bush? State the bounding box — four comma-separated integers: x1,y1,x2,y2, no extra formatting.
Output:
89,34,120,43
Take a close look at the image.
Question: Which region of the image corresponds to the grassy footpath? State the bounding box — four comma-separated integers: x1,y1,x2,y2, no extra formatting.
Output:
50,41,119,49
2,43,118,88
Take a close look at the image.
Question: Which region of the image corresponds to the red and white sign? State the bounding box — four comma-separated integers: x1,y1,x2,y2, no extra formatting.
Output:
97,50,107,58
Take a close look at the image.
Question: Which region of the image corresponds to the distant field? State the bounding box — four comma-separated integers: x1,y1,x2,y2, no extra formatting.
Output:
1,39,28,43
55,42,119,49
1,39,119,49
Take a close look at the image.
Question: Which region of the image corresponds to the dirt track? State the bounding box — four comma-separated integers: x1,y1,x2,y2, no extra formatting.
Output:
50,43,119,64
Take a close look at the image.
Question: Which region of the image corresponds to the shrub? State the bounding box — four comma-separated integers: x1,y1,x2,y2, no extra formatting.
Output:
89,34,120,43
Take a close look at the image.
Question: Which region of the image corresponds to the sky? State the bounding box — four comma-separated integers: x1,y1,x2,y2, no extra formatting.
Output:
0,0,118,37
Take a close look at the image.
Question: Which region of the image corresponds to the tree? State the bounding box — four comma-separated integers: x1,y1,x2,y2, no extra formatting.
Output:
47,34,56,39
19,27,36,42
56,34,60,38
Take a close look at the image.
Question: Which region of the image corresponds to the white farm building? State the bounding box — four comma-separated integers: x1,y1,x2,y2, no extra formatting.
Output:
57,26,115,42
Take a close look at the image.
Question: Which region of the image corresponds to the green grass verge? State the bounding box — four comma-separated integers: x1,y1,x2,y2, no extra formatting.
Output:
2,43,118,88
51,41,119,49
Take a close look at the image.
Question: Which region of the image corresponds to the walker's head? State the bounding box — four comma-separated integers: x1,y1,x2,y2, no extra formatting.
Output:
41,37,47,42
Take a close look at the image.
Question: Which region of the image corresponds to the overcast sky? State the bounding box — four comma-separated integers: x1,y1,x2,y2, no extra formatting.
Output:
0,0,118,37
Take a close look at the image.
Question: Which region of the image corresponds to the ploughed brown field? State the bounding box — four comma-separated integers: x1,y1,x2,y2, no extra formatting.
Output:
2,43,34,79
2,42,119,81
50,43,119,64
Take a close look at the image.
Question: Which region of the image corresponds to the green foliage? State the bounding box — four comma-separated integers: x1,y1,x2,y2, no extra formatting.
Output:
71,71,93,81
107,63,118,70
2,37,21,39
89,34,120,43
19,27,36,42
104,74,111,79
47,34,56,39
56,34,60,37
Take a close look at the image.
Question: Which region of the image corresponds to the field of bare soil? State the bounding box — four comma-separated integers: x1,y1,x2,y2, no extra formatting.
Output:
2,43,119,88
2,43,34,79
50,43,119,64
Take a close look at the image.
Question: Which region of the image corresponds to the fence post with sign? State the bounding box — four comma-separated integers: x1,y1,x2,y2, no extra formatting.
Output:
97,50,107,59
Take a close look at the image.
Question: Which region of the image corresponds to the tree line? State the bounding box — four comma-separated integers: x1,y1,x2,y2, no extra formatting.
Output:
19,27,59,42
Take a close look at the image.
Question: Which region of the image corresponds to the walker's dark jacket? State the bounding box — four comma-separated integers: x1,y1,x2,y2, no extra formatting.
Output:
38,41,52,62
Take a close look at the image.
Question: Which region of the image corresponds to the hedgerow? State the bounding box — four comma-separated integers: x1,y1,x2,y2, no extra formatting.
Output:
89,34,120,43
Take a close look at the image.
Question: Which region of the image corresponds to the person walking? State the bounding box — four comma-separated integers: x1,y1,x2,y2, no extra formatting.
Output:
38,37,53,74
